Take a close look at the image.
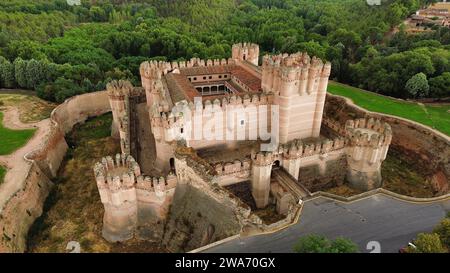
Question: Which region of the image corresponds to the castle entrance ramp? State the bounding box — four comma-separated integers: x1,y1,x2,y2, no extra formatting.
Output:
272,167,311,201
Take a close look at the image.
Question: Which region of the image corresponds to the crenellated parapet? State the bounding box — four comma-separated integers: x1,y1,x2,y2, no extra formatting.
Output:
232,42,260,66
106,80,140,99
94,154,177,242
214,159,252,176
344,118,392,191
152,92,272,120
140,58,237,79
345,117,393,148
261,52,331,96
280,137,346,160
149,93,274,144
251,151,275,166
140,60,169,80
94,154,177,203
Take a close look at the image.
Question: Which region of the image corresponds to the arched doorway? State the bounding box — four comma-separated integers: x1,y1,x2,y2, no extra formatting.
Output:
170,158,175,172
272,160,281,169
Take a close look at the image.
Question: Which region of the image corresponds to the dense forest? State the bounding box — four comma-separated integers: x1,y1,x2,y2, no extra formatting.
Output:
0,0,448,102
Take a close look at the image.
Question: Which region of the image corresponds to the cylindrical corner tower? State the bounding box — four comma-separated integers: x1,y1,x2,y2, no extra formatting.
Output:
94,154,141,242
251,152,274,208
345,118,392,191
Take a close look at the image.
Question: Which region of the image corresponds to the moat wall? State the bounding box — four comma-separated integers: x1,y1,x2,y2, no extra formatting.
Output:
324,94,450,195
0,91,111,252
162,184,242,252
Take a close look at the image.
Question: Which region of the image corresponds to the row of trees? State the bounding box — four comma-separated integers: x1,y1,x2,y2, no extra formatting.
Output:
293,234,359,253
0,56,126,102
0,0,448,101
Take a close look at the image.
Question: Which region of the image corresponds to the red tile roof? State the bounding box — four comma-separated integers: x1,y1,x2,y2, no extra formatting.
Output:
165,64,262,104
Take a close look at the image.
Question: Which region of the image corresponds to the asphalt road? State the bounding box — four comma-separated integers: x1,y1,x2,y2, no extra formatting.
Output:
204,195,450,253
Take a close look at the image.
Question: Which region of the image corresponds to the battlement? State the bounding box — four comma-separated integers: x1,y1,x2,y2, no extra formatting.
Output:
214,159,252,176
152,92,271,119
281,137,346,159
106,80,134,99
251,151,275,166
149,93,273,135
139,61,169,80
232,42,260,66
345,118,392,148
232,42,259,52
262,53,331,79
94,154,177,206
140,58,237,79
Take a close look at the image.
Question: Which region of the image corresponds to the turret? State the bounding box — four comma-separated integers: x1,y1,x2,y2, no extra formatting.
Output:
232,43,259,66
251,151,274,208
140,60,170,108
345,118,392,191
107,80,133,155
94,154,177,242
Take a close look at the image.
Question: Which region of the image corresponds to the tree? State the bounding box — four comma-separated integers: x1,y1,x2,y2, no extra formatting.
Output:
13,58,28,89
329,237,360,253
386,3,408,27
0,57,15,88
433,218,450,249
293,234,359,253
89,6,107,22
409,233,446,253
26,59,46,89
405,73,430,98
429,73,450,98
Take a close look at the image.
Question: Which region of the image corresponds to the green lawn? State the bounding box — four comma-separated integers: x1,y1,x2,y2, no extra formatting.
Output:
327,82,450,136
0,166,6,185
0,112,36,155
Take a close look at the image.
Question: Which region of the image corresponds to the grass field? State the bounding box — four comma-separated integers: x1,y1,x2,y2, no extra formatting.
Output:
0,166,6,185
0,91,55,123
0,112,36,155
327,82,450,136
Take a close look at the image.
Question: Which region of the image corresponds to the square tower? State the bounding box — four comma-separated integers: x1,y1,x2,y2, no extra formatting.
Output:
262,53,331,143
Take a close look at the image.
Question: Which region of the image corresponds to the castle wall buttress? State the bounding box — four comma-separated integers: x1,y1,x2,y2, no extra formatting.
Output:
312,64,331,137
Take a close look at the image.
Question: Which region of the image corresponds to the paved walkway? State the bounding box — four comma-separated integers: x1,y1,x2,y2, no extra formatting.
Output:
204,195,450,253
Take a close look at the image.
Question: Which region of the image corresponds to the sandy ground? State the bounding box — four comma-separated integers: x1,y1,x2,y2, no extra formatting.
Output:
0,107,52,207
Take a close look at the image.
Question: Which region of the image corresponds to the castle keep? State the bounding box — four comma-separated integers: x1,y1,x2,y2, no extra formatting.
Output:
94,43,392,244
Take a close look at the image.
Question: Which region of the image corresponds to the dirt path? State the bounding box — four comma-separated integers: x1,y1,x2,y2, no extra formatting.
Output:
0,107,52,205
